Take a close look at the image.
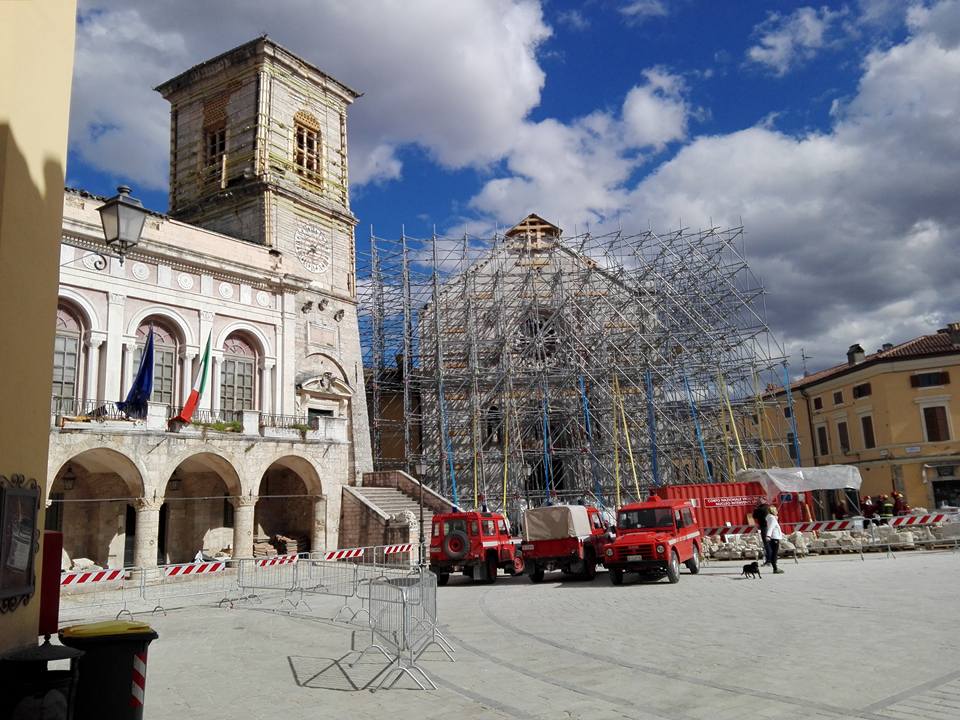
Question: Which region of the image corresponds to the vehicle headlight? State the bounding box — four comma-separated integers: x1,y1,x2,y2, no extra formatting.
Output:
605,548,614,557
656,544,665,554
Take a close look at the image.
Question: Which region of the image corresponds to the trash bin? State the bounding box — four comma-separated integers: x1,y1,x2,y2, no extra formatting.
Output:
59,620,159,720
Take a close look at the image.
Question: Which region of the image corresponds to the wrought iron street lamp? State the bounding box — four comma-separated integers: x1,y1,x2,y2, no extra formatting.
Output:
97,185,147,265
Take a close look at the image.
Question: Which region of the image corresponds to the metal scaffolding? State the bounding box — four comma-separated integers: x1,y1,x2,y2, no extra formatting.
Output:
359,214,790,516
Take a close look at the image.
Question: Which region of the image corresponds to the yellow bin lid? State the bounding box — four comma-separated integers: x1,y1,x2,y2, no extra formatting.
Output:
61,620,154,639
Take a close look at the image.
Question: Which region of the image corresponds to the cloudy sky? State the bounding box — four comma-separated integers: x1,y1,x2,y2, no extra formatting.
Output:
68,0,960,374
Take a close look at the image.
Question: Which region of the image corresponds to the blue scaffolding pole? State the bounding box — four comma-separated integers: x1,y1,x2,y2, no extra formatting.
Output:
645,368,661,487
578,375,602,502
782,363,802,466
683,372,713,483
438,378,459,507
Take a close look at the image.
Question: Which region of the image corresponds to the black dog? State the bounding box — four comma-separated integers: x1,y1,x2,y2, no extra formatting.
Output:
741,561,762,579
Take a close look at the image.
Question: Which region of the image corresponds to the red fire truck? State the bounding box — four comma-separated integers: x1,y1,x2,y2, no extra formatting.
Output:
519,504,609,582
603,496,702,584
429,510,522,585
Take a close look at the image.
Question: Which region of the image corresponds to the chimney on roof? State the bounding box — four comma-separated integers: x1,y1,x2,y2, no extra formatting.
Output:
881,343,893,351
948,322,960,346
847,343,865,365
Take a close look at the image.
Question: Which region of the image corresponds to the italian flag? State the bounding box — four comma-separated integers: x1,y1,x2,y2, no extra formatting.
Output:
176,332,211,423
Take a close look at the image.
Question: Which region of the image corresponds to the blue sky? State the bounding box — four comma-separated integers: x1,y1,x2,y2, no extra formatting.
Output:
67,1,960,371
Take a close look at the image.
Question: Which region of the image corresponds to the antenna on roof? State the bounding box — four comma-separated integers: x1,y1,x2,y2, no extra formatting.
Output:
800,347,813,376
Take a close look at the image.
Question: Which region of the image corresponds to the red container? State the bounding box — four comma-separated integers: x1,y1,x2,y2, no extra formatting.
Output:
38,530,63,636
657,482,813,530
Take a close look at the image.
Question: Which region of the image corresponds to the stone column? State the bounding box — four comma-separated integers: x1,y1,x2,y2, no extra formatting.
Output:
260,358,275,416
122,339,137,397
180,347,197,408
211,351,223,413
231,496,257,559
105,293,126,400
133,498,163,569
311,496,328,552
84,333,105,403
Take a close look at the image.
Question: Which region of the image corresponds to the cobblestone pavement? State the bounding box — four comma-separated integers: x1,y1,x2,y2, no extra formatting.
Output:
137,551,960,719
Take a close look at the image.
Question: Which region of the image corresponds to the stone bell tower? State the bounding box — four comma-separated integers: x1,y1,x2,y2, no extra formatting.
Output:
156,37,372,478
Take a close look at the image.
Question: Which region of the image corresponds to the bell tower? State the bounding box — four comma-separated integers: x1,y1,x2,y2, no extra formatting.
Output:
155,36,361,296
156,38,372,478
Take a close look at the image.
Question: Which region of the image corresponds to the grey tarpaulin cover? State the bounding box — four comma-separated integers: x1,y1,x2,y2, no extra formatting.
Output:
736,465,862,498
523,505,592,541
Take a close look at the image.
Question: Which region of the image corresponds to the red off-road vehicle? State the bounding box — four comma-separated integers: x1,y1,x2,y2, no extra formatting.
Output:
603,496,702,584
429,510,522,585
520,504,609,582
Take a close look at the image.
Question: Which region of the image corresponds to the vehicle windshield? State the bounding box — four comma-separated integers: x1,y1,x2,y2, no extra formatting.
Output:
618,508,674,530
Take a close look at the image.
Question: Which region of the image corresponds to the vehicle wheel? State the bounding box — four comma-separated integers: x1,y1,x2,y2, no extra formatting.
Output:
436,572,449,586
485,554,498,584
610,568,624,585
512,555,525,575
529,566,545,583
442,531,469,561
582,551,597,580
685,545,700,575
666,550,681,584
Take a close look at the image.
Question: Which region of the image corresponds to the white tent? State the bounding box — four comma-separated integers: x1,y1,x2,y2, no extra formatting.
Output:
736,466,862,499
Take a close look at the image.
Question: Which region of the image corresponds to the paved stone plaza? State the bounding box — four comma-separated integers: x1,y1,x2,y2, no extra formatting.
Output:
137,552,960,720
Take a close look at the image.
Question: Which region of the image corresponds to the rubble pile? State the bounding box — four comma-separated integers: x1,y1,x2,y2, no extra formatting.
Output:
273,534,308,555
253,538,278,557
700,522,959,560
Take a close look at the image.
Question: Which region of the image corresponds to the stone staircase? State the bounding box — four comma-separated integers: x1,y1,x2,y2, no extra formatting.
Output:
351,485,434,548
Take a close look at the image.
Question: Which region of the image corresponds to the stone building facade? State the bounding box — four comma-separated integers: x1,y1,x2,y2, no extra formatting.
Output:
47,38,372,569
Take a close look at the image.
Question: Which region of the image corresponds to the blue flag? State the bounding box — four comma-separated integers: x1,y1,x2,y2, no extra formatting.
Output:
118,328,154,418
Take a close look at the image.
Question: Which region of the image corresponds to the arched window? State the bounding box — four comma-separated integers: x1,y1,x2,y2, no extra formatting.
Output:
134,319,179,406
221,333,258,411
52,303,83,412
293,110,322,184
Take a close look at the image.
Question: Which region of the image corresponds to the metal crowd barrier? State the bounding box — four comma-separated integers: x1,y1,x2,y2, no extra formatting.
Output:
352,569,448,691
139,560,236,615
59,567,140,623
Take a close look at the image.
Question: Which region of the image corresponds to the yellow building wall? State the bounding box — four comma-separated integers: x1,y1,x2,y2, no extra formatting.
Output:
757,352,960,511
0,0,77,653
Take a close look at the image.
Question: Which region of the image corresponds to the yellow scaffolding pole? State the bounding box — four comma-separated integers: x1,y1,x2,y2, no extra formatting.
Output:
614,376,641,499
718,370,747,470
612,379,621,508
501,404,509,509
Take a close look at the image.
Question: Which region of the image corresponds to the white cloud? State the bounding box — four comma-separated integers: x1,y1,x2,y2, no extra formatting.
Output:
746,6,844,76
556,9,590,30
71,0,550,188
620,0,669,22
621,68,689,149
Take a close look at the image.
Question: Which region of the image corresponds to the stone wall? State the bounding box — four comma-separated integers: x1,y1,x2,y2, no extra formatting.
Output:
337,486,413,550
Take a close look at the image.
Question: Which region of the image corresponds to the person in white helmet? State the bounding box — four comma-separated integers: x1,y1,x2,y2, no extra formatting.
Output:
766,506,784,574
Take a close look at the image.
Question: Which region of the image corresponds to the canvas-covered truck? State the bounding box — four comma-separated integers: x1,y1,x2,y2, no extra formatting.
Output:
603,496,702,585
520,504,609,582
429,510,522,585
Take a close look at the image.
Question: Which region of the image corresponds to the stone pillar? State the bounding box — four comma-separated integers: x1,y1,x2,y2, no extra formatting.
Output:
260,359,275,416
211,351,222,413
84,333,105,403
105,293,125,400
122,339,136,397
133,498,163,569
311,496,327,553
180,347,197,408
231,496,257,559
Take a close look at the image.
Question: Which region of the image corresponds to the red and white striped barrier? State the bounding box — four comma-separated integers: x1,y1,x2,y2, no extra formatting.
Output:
257,554,298,567
382,544,413,555
785,520,853,533
61,569,124,586
130,650,148,708
164,561,224,577
702,525,756,537
888,513,952,527
322,548,364,561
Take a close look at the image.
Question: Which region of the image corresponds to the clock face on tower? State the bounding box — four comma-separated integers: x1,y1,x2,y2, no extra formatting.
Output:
295,221,332,274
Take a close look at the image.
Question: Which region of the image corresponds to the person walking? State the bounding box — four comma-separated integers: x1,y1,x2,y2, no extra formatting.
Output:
752,500,771,566
766,506,784,574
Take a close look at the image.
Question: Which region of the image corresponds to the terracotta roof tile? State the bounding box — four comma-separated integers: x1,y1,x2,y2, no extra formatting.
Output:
792,329,958,390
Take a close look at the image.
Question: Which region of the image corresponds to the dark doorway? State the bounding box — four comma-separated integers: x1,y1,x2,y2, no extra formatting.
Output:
308,407,334,429
158,503,169,564
124,504,137,566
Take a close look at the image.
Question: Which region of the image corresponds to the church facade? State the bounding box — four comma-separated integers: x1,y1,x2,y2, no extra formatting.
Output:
48,38,372,569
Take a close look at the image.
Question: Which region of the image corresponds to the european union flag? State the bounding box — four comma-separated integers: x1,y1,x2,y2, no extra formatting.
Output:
118,328,154,419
